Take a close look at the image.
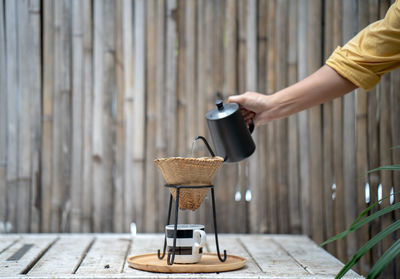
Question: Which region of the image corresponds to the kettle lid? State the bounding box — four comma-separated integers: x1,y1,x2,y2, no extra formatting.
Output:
205,100,239,120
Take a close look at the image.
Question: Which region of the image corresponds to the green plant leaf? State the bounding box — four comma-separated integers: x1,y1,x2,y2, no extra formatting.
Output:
350,192,398,227
367,238,400,279
320,202,400,247
389,145,400,150
334,219,400,279
368,164,400,172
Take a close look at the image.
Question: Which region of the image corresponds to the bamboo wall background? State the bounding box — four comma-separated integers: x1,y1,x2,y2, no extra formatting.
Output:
1,0,400,277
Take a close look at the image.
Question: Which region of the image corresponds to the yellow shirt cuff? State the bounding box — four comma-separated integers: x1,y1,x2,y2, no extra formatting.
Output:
326,47,381,91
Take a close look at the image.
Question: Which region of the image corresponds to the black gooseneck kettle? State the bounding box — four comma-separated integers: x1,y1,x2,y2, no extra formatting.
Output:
197,100,255,163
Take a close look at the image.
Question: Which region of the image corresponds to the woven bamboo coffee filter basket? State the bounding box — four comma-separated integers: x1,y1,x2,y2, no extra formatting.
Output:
154,156,224,210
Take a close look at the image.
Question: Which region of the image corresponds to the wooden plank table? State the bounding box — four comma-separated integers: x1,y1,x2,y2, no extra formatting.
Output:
0,234,363,278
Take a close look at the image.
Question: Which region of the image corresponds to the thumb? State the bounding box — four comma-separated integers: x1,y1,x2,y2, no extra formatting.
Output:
227,94,246,105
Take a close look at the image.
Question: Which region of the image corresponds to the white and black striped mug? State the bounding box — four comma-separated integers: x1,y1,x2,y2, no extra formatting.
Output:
165,224,206,264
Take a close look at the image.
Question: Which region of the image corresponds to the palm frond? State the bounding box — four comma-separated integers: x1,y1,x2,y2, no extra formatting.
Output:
367,238,400,279
334,219,400,279
320,198,400,247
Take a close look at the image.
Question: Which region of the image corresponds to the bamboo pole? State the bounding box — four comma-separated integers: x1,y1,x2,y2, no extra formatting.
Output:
342,0,358,261
236,0,247,233
5,0,19,233
41,0,54,233
332,0,347,262
297,0,310,236
276,0,289,234
81,0,93,233
155,0,168,232
366,0,380,267
183,0,197,226
246,0,259,234
17,0,34,233
26,0,41,234
378,1,394,277
266,0,278,234
122,0,135,231
255,0,269,234
355,0,370,273
322,0,335,255
113,0,125,233
223,0,239,233
0,0,7,226
131,0,146,231
144,0,158,232
70,0,84,233
287,0,301,235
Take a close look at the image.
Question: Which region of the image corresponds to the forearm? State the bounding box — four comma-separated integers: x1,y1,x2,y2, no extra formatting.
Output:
265,65,357,121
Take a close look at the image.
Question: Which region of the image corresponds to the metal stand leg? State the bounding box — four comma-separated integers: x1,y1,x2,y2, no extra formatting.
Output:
157,184,227,265
158,195,173,259
211,187,227,262
167,187,180,265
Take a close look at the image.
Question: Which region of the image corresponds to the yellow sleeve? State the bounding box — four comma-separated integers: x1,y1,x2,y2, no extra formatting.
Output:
326,0,400,90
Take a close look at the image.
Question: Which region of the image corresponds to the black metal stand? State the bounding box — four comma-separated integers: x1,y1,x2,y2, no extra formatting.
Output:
157,184,227,265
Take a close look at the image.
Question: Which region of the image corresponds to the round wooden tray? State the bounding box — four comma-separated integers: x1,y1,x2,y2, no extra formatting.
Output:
127,252,247,273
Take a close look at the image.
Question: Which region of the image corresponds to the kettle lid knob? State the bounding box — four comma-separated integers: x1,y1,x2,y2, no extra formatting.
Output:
216,100,224,111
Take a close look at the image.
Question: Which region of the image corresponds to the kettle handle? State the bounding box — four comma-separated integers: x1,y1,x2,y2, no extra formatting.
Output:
249,118,255,134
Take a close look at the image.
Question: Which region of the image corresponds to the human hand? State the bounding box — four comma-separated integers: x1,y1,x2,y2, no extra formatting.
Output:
228,92,273,126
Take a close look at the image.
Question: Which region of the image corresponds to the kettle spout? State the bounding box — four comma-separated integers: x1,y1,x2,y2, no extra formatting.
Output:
194,136,216,157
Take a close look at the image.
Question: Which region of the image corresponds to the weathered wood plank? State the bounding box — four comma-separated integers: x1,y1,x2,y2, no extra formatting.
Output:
0,236,19,255
123,234,163,276
207,234,262,275
272,235,362,278
241,235,309,276
76,236,131,274
28,236,93,275
0,236,58,276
